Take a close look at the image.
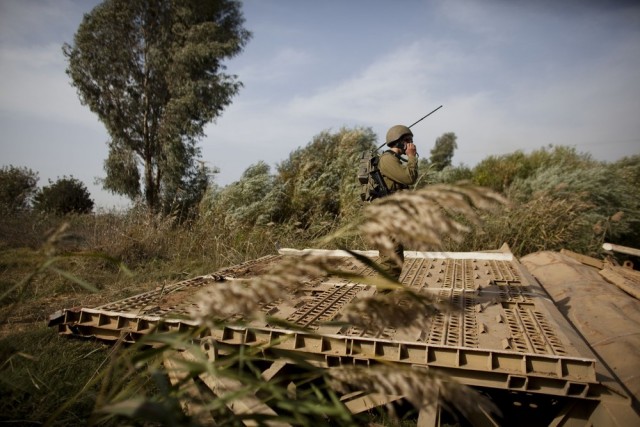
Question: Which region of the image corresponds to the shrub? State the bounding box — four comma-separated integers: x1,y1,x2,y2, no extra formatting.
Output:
472,145,595,193
0,165,38,214
201,161,279,227
453,159,640,256
273,127,377,227
34,176,94,215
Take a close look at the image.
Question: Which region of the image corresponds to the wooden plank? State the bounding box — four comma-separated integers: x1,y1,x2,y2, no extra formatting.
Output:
602,243,640,258
600,267,640,300
417,404,439,427
341,392,403,414
560,249,604,269
261,360,288,382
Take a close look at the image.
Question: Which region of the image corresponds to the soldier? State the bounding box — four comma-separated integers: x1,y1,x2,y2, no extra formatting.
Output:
377,125,419,280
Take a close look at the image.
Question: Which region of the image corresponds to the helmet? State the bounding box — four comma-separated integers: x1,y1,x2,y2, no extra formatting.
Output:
385,125,412,146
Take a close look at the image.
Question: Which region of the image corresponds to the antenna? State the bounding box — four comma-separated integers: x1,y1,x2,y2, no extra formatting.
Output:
376,105,443,150
408,105,443,128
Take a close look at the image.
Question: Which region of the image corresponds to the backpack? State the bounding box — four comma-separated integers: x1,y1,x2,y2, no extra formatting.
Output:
357,150,390,201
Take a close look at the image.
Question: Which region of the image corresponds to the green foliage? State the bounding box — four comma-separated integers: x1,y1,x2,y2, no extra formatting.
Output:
200,129,637,257
202,161,279,226
202,127,377,231
64,0,251,213
611,155,640,248
510,162,638,243
450,157,640,257
3,121,638,424
273,127,377,227
160,161,213,222
415,163,473,189
472,145,596,193
454,193,599,256
0,165,38,214
33,176,94,215
102,147,140,200
429,132,458,171
0,327,111,426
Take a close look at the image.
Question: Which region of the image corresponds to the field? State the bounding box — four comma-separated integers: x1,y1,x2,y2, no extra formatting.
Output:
1,146,638,425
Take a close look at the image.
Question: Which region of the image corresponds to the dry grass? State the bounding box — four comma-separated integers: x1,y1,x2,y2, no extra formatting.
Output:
452,190,606,257
361,182,506,263
330,364,498,422
181,182,506,425
0,181,562,425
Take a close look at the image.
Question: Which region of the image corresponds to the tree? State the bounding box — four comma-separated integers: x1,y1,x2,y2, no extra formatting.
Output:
0,165,39,213
203,161,279,226
274,127,377,226
429,132,458,171
63,0,251,213
34,176,94,215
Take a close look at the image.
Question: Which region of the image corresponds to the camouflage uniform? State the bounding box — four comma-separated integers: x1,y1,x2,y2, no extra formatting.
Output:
377,150,418,280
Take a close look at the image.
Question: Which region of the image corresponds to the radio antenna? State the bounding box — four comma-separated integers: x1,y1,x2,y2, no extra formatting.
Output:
408,105,443,128
376,105,443,150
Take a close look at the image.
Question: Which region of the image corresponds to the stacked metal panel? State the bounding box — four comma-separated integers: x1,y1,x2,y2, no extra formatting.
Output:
49,249,638,425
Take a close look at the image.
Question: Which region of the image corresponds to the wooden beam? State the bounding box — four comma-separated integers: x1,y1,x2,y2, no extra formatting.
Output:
340,392,403,414
602,243,640,258
599,267,640,300
560,249,604,269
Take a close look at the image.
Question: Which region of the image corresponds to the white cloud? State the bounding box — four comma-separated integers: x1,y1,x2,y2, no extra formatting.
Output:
236,47,315,83
0,43,98,126
285,42,438,123
2,0,639,203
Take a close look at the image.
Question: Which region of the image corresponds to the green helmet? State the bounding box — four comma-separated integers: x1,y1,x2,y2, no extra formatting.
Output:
385,125,413,146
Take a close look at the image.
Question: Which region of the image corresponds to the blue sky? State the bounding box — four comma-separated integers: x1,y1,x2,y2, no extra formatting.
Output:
1,0,639,209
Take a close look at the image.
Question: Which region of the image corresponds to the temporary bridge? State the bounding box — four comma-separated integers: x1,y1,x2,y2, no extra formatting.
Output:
49,246,640,426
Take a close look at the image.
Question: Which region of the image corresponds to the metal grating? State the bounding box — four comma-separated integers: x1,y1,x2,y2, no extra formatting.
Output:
48,249,631,403
286,283,365,329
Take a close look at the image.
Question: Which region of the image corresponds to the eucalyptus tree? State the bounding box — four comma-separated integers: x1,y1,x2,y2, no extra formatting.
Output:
429,132,458,171
64,0,251,213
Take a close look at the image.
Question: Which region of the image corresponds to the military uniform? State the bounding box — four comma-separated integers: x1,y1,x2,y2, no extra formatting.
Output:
379,151,418,192
377,143,419,280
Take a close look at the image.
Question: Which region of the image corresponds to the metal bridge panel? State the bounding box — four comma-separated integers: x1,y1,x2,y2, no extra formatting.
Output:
48,249,631,403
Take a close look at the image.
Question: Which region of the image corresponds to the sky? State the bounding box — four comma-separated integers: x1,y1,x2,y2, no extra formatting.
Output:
1,0,639,209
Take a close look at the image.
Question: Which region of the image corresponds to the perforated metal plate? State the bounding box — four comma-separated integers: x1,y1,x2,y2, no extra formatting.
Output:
49,249,633,407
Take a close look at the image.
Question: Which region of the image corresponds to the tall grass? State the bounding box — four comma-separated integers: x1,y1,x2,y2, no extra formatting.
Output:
2,144,637,424
85,184,504,426
0,207,325,425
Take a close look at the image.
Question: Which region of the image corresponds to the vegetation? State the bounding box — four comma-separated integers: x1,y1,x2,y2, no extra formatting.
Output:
1,122,639,424
202,127,376,233
34,176,95,215
0,165,39,214
6,2,633,419
63,0,251,215
20,1,640,424
428,132,458,171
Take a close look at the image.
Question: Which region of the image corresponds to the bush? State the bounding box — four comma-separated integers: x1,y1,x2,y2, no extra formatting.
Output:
0,165,39,214
451,159,640,257
273,126,377,227
472,145,595,193
201,161,279,227
201,127,377,230
415,163,473,188
34,176,94,215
